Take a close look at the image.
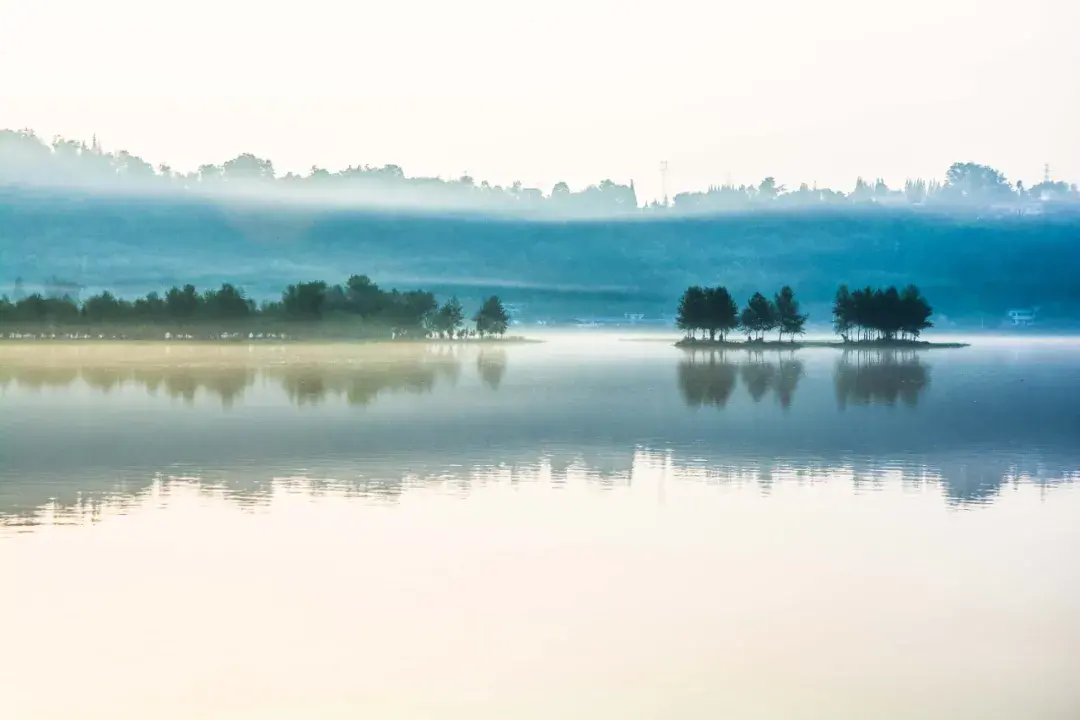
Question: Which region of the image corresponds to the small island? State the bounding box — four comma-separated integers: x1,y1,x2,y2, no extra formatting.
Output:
673,283,968,349
0,274,529,343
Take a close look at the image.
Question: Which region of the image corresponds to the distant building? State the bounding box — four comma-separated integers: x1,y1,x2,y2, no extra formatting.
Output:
1005,308,1037,327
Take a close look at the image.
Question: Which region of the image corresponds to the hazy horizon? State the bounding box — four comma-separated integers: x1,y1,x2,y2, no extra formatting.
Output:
3,0,1078,202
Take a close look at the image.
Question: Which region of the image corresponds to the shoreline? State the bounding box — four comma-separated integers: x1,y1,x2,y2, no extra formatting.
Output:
0,332,540,345
674,338,970,350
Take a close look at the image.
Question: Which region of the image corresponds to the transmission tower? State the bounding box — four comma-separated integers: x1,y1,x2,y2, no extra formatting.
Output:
1044,163,1051,184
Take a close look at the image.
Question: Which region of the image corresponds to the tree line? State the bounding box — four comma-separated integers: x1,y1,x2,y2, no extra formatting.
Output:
676,286,808,342
0,275,512,339
2,129,1077,212
831,285,933,342
677,283,934,343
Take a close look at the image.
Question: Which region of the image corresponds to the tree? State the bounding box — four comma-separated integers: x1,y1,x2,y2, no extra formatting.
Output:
943,162,1014,203
133,291,167,320
676,286,708,339
899,284,933,339
201,283,253,319
774,286,807,342
432,297,464,338
474,296,509,337
833,285,855,342
82,291,131,322
831,284,933,342
282,281,328,319
165,284,200,319
222,153,275,183
740,292,776,341
704,286,739,341
344,274,385,317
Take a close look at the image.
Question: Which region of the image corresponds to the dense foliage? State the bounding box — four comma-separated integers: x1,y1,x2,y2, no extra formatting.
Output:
3,128,1078,213
678,285,807,342
3,127,1080,324
0,274,511,339
831,285,934,341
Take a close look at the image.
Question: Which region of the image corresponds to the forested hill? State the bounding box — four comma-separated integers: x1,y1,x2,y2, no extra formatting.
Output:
1,186,1078,324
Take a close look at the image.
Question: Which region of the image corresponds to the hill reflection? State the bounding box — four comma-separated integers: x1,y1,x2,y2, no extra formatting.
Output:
2,449,1075,531
678,350,805,409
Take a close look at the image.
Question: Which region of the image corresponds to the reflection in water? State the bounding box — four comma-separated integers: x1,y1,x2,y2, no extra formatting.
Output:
679,350,804,409
476,349,508,390
271,361,455,407
834,350,930,408
677,352,737,407
3,450,1077,531
2,342,1078,524
3,341,1079,720
0,347,469,407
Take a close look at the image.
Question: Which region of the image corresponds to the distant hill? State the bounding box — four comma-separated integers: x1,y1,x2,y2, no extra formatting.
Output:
2,186,1078,325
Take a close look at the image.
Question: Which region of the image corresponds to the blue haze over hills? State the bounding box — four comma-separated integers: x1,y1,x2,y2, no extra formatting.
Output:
2,129,1079,326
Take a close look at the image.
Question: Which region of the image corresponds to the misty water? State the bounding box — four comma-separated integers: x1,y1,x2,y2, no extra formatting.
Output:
2,336,1079,719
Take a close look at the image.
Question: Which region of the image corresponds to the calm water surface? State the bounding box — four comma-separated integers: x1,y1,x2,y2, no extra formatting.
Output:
2,338,1079,719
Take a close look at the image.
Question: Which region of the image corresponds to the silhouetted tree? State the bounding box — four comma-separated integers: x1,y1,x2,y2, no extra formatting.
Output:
432,297,464,338
676,286,708,339
832,284,933,342
201,283,253,319
740,292,776,341
474,296,509,337
282,281,328,319
773,286,807,342
82,291,132,322
165,284,200,319
898,285,933,340
705,286,739,341
832,285,855,342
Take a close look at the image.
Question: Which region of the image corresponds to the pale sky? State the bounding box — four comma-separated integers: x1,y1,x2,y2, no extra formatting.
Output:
1,0,1077,201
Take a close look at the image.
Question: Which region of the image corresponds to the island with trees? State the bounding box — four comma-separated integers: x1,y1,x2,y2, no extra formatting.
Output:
675,284,967,349
0,274,524,343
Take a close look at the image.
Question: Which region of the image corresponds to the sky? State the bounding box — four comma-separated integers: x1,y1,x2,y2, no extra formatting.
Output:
1,0,1078,201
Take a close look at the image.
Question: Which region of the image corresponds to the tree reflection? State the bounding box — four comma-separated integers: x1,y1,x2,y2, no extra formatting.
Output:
834,350,930,408
678,350,803,409
677,351,738,408
0,352,463,408
477,350,508,391
0,365,79,390
268,361,447,407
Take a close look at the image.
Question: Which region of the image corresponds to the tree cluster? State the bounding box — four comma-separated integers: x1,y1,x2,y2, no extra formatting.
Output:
677,285,807,342
1,274,512,339
831,285,933,342
0,284,255,326
0,129,637,215
3,129,1077,213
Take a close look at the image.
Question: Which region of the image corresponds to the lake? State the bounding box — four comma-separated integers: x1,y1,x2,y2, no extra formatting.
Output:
2,337,1079,719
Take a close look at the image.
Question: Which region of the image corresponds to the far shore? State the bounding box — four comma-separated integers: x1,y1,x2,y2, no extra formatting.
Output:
674,338,970,350
0,330,540,345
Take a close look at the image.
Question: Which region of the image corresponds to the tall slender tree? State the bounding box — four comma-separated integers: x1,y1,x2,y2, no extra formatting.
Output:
774,286,807,342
